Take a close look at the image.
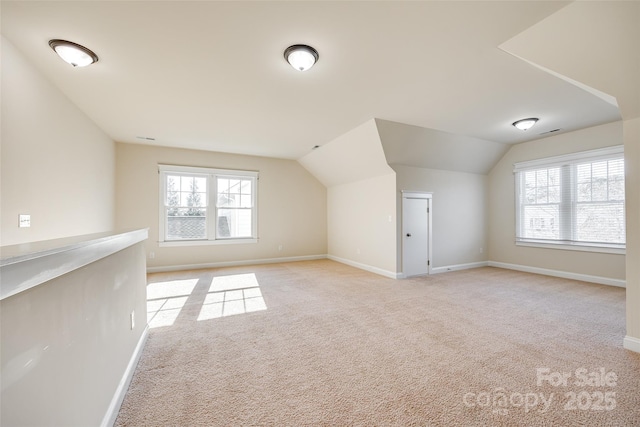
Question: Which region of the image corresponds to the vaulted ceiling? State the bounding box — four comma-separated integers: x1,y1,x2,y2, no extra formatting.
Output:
1,1,629,160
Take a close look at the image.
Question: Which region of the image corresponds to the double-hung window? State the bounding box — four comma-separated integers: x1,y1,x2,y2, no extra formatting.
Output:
514,146,625,253
159,165,258,245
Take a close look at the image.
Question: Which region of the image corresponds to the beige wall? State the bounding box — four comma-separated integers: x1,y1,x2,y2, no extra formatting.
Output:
488,121,625,281
327,173,397,275
0,242,147,427
116,143,327,269
1,37,115,246
393,165,488,270
624,118,640,341
298,119,397,276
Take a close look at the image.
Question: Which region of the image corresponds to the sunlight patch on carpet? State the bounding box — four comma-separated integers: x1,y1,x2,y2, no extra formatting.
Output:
198,273,267,320
147,279,198,328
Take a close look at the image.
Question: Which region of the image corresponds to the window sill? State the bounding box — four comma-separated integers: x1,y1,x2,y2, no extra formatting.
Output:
515,240,625,255
159,238,258,247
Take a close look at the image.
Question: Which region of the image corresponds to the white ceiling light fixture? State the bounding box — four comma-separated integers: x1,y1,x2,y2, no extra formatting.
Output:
284,44,319,71
512,118,539,131
49,39,99,67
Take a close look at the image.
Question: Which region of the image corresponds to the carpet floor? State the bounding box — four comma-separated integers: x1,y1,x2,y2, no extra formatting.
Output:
115,260,640,426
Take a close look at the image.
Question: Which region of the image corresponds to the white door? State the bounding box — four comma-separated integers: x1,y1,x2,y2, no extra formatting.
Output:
402,194,431,277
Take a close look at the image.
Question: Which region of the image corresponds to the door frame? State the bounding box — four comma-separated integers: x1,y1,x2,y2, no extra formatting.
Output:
401,191,433,277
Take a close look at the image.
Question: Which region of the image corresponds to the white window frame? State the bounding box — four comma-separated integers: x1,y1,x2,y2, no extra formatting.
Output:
513,146,625,254
158,165,258,246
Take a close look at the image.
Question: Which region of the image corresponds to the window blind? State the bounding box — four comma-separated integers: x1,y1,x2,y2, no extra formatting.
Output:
514,146,625,249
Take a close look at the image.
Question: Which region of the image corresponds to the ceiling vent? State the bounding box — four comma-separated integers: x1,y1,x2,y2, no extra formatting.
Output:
539,129,562,136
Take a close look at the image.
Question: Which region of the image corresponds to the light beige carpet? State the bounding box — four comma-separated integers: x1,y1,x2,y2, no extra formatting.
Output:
116,260,640,426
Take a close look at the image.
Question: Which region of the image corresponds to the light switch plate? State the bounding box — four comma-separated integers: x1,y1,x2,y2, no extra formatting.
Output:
19,214,31,228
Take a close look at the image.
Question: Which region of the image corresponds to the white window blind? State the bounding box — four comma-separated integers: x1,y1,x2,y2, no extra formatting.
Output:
514,146,625,250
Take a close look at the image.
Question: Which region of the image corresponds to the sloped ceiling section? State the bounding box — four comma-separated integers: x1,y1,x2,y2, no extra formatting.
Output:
2,1,620,159
298,118,509,186
298,119,394,187
499,1,640,120
376,119,510,175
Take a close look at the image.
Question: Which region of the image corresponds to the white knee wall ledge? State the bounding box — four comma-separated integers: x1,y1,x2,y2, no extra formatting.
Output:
0,229,149,427
0,228,149,300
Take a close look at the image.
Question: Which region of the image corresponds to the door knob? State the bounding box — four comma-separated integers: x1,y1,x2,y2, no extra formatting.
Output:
406,233,411,237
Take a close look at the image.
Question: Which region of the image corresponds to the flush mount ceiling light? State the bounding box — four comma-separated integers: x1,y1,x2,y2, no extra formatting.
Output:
284,44,319,71
512,118,539,131
49,39,99,67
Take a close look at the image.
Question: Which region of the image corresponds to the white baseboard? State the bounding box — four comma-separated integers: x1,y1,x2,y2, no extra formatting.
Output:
488,261,626,288
623,336,640,353
101,325,149,427
147,254,327,273
327,255,400,279
431,261,489,275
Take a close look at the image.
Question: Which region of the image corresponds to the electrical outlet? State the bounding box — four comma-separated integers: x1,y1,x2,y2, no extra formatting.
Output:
479,247,483,254
130,311,135,330
149,252,155,259
278,245,283,251
19,214,31,228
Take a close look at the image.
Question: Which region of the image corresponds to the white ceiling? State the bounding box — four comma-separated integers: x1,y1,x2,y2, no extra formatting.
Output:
376,119,509,175
1,1,623,160
499,0,640,121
